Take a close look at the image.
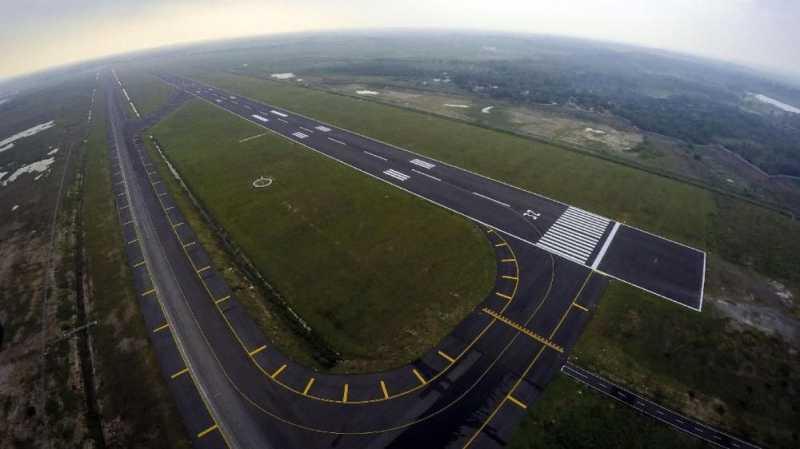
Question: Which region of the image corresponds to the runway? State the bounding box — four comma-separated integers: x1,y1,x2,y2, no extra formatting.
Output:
103,69,707,449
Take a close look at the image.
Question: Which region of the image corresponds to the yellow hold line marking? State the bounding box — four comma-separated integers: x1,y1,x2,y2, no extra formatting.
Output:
248,345,266,356
412,369,427,385
507,394,527,409
271,364,287,379
141,288,156,296
380,380,390,399
482,308,564,353
495,292,513,300
153,323,169,333
342,384,349,403
572,302,589,312
171,368,189,379
215,295,231,305
303,377,315,395
197,424,218,438
438,350,455,364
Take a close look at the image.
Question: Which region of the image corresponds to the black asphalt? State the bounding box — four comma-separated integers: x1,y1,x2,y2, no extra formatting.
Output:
561,364,762,449
103,68,708,449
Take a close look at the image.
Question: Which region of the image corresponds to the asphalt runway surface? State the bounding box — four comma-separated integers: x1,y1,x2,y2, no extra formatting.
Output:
103,69,708,449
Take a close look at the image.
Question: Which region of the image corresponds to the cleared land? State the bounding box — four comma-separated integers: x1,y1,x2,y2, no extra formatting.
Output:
83,81,189,447
147,99,496,372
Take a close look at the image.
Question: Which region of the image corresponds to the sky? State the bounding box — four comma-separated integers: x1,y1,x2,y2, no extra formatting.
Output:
0,0,798,80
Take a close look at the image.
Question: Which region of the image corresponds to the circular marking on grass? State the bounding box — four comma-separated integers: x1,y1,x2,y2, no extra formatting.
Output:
252,176,273,188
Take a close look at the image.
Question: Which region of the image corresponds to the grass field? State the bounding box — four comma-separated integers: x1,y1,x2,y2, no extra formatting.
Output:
509,376,703,449
148,99,496,372
83,81,189,448
115,67,176,117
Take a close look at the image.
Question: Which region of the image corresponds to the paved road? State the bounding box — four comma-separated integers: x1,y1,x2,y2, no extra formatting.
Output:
160,74,707,311
561,364,762,449
103,68,709,449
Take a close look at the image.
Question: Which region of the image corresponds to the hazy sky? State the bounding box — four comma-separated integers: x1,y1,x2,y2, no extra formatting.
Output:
1,0,798,79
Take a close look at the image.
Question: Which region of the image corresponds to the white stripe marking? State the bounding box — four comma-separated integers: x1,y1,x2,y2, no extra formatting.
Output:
591,222,620,269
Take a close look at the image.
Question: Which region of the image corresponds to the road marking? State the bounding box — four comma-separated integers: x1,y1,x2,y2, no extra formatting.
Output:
214,295,231,305
411,168,441,181
133,260,146,268
383,169,410,181
153,323,169,333
590,221,620,269
482,308,564,353
472,192,510,208
303,377,315,395
269,110,288,118
380,380,390,399
507,394,527,409
171,368,189,379
117,192,125,197
495,292,513,301
271,364,287,379
248,345,267,356
292,131,309,139
127,239,138,245
278,118,289,124
172,222,184,228
315,125,332,132
365,150,388,161
327,137,346,145
196,266,211,274
342,384,349,403
409,158,436,169
157,192,168,197
494,242,508,247
572,302,589,312
197,424,218,439
151,180,162,185
183,241,196,248
501,275,518,281
501,258,516,263
250,114,269,123
299,126,314,134
141,288,156,297
412,369,427,385
119,204,129,210
438,350,455,363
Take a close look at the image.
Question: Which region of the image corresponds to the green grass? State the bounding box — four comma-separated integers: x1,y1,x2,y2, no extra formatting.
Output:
148,100,496,372
83,81,189,448
567,281,799,448
509,376,703,449
115,67,176,117
191,72,715,248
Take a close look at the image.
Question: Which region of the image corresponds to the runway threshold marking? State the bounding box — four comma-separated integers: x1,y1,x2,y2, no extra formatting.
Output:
507,394,527,410
412,369,427,385
481,308,564,353
197,423,218,439
303,378,315,395
271,364,287,379
248,345,267,357
472,191,511,208
327,137,346,145
437,350,455,364
380,380,390,399
171,368,189,379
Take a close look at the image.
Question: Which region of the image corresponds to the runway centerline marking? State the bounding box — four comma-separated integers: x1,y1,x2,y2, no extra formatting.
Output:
327,137,346,145
472,191,511,208
141,288,156,297
364,150,388,161
411,168,441,181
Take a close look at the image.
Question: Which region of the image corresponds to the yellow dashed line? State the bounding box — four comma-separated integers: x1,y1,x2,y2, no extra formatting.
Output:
437,350,455,364
171,368,188,379
494,242,508,247
495,292,513,301
380,380,390,399
572,302,589,312
412,369,427,385
153,323,169,333
342,384,349,403
501,258,516,263
486,228,495,233
197,424,218,438
133,260,146,268
215,295,231,305
141,288,156,296
173,222,184,228
271,364,287,379
303,377,315,395
122,220,133,226
507,394,527,409
196,266,211,274
183,241,196,248
248,345,266,357
502,275,518,281
482,308,564,353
